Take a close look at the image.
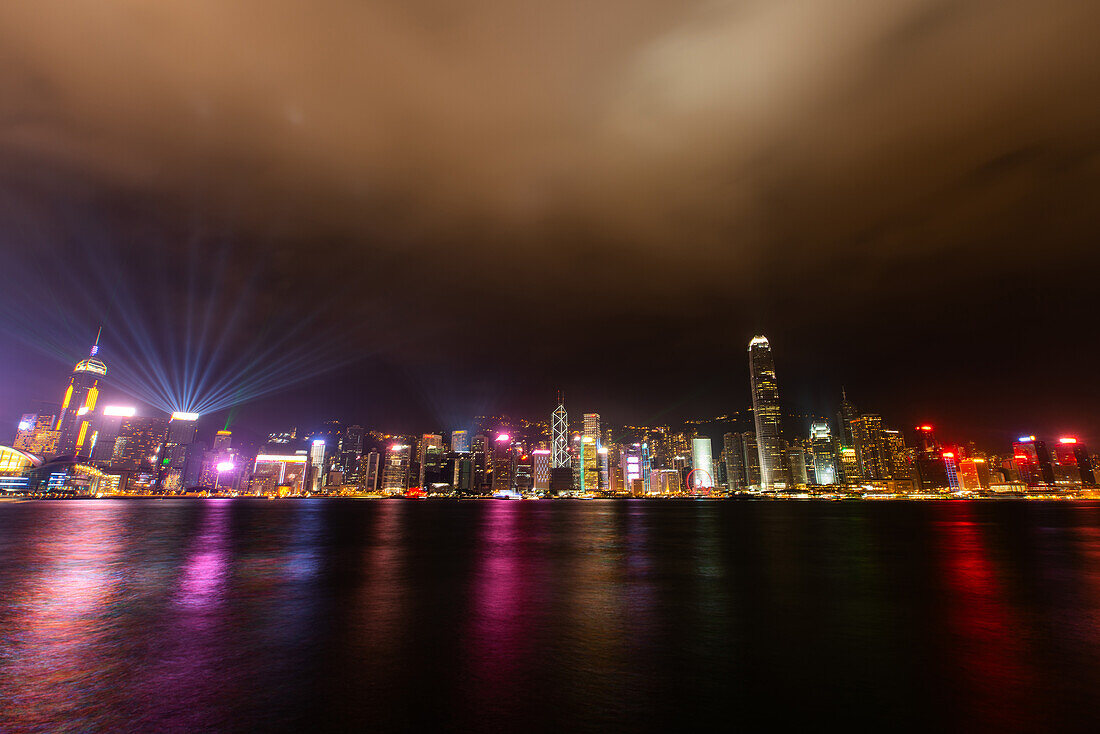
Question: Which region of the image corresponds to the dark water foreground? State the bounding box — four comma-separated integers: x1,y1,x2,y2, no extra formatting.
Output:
2,499,1099,733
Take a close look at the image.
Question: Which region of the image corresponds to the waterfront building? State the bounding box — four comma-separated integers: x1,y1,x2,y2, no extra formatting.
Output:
787,446,809,487
742,432,762,488
551,392,569,469
418,433,444,488
723,432,747,491
55,332,107,457
691,437,714,490
532,449,551,491
382,444,411,493
491,433,515,493
838,447,861,486
649,468,681,496
882,429,909,479
748,335,784,489
1054,438,1096,487
13,413,59,457
851,414,888,480
362,450,380,491
251,452,307,495
809,421,836,485
0,445,41,493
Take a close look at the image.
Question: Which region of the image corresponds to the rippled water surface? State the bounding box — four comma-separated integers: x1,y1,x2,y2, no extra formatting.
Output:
2,499,1100,733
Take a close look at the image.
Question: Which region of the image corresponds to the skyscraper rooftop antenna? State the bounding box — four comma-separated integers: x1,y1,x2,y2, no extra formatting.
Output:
91,326,102,356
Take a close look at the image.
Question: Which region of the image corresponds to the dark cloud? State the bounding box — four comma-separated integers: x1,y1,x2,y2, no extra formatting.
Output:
1,1,1098,444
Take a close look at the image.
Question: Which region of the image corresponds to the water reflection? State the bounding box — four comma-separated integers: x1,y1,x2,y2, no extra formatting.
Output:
1,500,1099,732
934,502,1036,730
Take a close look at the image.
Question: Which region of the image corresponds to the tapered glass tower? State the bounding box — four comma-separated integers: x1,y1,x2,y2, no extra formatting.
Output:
748,335,783,489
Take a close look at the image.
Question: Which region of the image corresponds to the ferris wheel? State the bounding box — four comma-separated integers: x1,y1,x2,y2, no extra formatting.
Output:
685,468,714,496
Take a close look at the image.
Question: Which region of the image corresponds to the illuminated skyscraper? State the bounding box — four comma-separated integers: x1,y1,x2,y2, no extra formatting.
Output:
691,437,714,490
914,425,949,490
382,444,411,493
418,433,444,488
451,429,471,453
251,452,307,495
851,414,888,480
532,449,551,492
882,429,909,479
111,416,168,473
583,413,601,446
91,406,136,462
787,446,809,487
55,331,107,457
748,335,783,489
621,444,644,493
1012,435,1055,486
13,413,59,457
491,433,515,493
362,450,380,491
574,435,599,493
213,430,232,452
551,392,569,469
1054,438,1096,487
809,421,836,485
308,438,326,491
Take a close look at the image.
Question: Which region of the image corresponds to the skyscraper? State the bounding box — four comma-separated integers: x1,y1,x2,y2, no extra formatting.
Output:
491,433,515,493
742,432,762,488
691,437,714,490
362,450,381,491
55,331,107,457
212,429,233,452
382,444,411,493
451,429,471,454
418,433,444,488
809,421,836,485
551,392,569,469
748,335,783,489
91,406,136,462
111,416,168,473
583,413,601,446
851,414,888,480
532,449,551,492
723,432,746,491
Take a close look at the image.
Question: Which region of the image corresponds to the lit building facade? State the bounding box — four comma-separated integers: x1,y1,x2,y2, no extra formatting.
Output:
691,437,714,490
809,421,836,485
13,413,59,457
55,335,107,458
748,336,784,489
451,429,471,454
381,444,411,493
251,453,307,495
532,449,551,492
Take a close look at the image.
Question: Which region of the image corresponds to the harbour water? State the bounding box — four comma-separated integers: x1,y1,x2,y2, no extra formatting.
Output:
1,499,1099,732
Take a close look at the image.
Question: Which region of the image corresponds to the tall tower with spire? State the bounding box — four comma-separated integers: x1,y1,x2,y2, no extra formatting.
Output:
748,335,783,490
55,329,107,457
551,391,569,469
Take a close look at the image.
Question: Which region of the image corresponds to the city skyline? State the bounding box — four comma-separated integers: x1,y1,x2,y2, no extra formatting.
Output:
4,330,1096,498
5,328,1093,458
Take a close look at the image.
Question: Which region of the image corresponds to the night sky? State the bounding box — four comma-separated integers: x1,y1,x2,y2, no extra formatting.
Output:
1,1,1099,449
